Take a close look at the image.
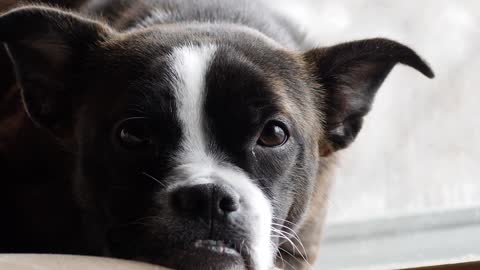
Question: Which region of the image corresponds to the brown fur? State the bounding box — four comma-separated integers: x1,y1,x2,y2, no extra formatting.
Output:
278,156,336,269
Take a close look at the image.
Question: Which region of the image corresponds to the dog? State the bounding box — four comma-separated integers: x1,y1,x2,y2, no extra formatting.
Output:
0,0,434,269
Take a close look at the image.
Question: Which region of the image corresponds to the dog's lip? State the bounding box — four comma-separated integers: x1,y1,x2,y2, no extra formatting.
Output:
135,239,252,270
192,239,240,255
191,239,255,270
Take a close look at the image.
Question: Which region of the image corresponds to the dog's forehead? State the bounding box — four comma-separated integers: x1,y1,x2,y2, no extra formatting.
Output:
92,28,319,144
107,40,296,120
164,44,285,157
102,24,299,79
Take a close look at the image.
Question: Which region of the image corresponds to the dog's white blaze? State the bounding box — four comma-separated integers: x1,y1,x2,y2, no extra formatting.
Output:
169,45,215,164
168,45,273,270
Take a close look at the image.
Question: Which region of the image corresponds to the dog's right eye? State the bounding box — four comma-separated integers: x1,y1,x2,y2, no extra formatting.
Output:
114,117,154,150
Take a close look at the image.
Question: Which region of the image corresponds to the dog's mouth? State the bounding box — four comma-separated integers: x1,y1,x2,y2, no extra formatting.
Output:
107,224,256,269
192,239,240,255
184,239,252,269
131,238,253,270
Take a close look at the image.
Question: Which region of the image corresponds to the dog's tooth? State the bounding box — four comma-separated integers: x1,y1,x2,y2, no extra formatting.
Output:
193,239,239,254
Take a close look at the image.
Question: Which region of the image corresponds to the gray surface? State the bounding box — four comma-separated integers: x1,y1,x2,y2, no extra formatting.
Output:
315,208,480,270
0,255,166,270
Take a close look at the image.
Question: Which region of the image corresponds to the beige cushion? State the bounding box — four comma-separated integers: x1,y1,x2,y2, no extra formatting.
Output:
0,254,170,270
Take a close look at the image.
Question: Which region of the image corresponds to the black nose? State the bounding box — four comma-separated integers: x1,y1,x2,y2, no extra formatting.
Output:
171,183,240,220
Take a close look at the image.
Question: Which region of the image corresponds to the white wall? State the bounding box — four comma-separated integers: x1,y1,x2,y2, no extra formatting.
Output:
271,0,480,223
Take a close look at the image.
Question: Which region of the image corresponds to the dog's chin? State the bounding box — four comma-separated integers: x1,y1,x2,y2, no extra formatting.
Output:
135,240,251,270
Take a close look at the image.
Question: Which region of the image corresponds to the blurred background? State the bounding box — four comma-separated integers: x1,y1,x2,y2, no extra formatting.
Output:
271,0,479,269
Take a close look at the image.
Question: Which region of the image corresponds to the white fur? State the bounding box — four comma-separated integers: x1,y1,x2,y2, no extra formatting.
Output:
169,45,215,164
167,45,274,270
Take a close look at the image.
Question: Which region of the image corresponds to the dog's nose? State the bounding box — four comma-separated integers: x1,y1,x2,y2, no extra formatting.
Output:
171,183,240,220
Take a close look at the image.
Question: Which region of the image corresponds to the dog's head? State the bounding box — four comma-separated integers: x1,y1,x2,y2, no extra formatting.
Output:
0,6,433,270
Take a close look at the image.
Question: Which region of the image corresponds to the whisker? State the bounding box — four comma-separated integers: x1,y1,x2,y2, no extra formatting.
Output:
141,172,167,188
272,228,309,264
278,246,311,269
271,222,308,260
271,222,301,237
271,240,295,270
271,226,307,257
115,215,160,228
239,239,245,255
271,223,308,257
271,217,307,250
272,217,300,227
244,246,253,269
273,242,294,270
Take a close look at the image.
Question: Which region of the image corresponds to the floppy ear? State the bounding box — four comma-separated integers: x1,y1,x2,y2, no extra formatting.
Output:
303,38,434,155
0,6,113,135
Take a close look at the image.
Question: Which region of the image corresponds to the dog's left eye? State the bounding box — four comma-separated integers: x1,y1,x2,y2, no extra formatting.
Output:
114,118,154,150
257,121,289,147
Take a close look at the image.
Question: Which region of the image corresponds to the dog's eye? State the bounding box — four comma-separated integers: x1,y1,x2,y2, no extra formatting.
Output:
257,121,289,147
114,118,154,150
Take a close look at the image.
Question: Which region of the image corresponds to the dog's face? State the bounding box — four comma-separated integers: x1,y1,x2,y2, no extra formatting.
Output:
74,34,316,269
0,6,433,270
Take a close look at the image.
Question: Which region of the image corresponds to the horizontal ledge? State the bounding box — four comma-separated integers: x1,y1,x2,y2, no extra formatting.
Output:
323,206,480,242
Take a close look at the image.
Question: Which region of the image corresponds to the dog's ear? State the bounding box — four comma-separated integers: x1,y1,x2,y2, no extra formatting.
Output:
303,38,434,155
0,6,113,136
